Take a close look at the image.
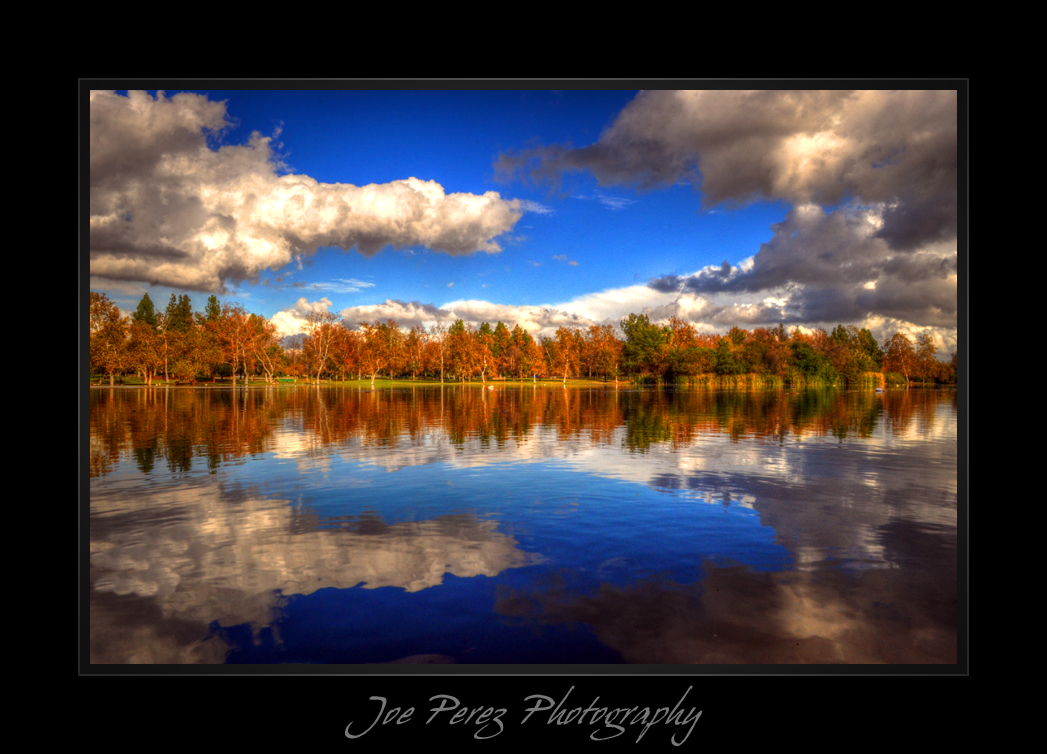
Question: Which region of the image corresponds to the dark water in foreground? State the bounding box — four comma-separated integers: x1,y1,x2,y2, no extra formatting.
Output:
88,385,958,665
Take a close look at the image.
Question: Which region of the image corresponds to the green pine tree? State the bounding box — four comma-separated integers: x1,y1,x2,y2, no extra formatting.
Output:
132,293,157,327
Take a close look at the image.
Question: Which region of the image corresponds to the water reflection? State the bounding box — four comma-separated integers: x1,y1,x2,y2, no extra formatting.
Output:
89,386,958,664
90,386,954,475
90,479,537,663
498,553,956,664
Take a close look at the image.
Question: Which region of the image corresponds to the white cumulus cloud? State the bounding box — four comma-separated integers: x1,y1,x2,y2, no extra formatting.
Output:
89,90,523,292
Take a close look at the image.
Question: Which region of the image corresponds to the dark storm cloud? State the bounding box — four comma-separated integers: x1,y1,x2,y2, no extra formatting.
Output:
853,270,958,327
649,203,957,328
497,90,957,252
667,206,887,294
647,274,685,294
876,187,958,252
499,89,958,330
643,298,792,329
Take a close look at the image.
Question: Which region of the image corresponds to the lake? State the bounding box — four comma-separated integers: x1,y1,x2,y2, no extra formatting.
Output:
87,384,958,665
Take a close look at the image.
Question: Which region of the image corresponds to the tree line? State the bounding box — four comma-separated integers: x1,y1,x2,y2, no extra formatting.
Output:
90,292,957,387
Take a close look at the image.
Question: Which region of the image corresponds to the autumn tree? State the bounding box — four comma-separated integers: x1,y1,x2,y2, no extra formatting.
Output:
403,325,429,380
283,335,308,380
304,310,340,384
882,332,917,387
359,320,405,386
750,327,789,377
90,291,128,385
427,322,449,384
124,293,163,384
512,326,546,382
915,332,941,383
586,324,624,382
126,319,162,385
504,325,529,380
475,323,497,384
492,322,512,377
447,320,481,383
249,315,282,384
192,296,224,381
154,310,173,382
664,317,710,379
544,327,581,384
578,327,598,379
385,322,407,378
332,325,361,382
214,303,259,387
724,326,760,374
196,327,224,382
169,326,209,385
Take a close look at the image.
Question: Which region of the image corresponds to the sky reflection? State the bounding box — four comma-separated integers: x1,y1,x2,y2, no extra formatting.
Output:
89,386,957,664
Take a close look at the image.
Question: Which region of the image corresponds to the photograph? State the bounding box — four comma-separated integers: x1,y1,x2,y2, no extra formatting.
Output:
85,83,963,671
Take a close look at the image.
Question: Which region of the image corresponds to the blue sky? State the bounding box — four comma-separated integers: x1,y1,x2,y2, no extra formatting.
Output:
87,86,960,352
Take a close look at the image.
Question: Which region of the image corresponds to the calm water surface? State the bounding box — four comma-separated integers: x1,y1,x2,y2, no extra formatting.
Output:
88,385,958,664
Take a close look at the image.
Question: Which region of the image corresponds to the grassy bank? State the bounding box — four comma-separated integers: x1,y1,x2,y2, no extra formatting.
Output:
93,375,625,389
93,373,934,390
